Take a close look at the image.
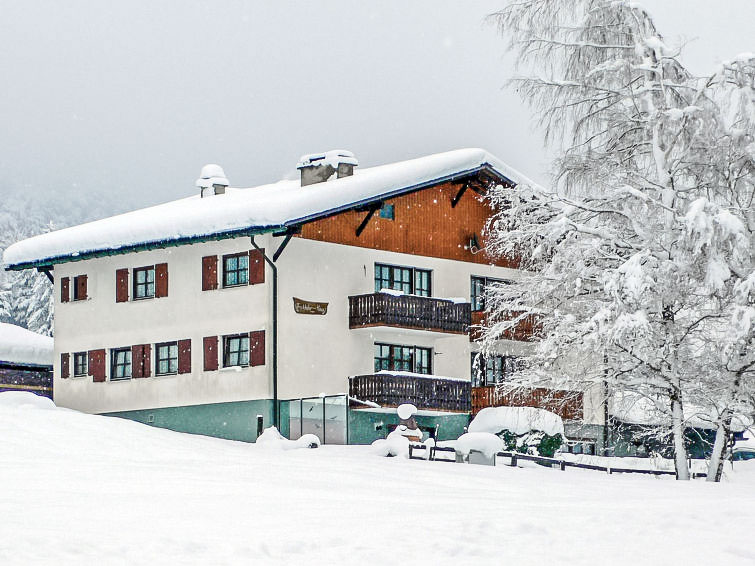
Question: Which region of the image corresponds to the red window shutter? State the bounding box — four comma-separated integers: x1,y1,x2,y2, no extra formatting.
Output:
132,345,143,378
61,353,70,379
89,349,106,382
249,330,265,367
61,277,70,303
178,339,191,374
202,256,218,291
115,269,129,302
142,343,151,377
155,263,168,298
76,275,88,300
249,249,265,285
203,336,218,371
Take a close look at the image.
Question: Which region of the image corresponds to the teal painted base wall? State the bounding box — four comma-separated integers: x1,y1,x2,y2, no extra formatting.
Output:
104,399,275,443
348,409,470,445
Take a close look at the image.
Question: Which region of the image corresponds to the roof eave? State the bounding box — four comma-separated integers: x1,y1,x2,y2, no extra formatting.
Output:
4,225,281,272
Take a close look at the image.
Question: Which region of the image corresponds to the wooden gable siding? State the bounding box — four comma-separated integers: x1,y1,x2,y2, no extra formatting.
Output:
297,181,518,267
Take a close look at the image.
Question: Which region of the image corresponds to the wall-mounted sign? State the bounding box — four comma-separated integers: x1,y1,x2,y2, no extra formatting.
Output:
293,297,328,315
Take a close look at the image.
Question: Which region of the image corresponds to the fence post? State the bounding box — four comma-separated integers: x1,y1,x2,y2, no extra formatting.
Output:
560,460,565,471
510,454,517,467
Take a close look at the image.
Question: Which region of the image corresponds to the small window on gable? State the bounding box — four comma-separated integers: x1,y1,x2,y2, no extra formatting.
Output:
379,203,394,220
133,266,155,299
223,253,249,287
223,334,249,367
156,342,179,375
73,352,88,377
110,347,132,381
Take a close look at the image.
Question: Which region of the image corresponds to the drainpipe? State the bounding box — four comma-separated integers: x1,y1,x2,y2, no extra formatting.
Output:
251,236,278,429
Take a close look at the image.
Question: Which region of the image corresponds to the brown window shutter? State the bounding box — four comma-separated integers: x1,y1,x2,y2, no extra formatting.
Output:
61,277,70,303
61,353,70,379
203,336,218,371
77,274,88,300
155,263,169,298
142,343,151,377
178,339,191,374
89,349,106,382
202,256,218,291
249,249,265,285
116,269,129,302
131,344,151,378
249,330,265,366
131,345,143,378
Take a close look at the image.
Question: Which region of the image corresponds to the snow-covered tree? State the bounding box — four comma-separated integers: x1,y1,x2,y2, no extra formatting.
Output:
483,0,754,480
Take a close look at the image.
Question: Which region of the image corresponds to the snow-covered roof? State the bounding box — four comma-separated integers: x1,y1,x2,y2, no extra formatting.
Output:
0,323,54,368
3,148,536,270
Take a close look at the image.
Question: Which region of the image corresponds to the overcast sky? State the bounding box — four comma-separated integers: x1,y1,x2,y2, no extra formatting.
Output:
1,1,752,208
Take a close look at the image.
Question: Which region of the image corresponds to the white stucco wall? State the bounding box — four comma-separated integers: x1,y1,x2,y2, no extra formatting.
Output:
52,232,533,415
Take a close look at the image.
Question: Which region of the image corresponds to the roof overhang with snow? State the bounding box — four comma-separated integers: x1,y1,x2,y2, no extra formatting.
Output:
3,148,537,271
0,323,54,368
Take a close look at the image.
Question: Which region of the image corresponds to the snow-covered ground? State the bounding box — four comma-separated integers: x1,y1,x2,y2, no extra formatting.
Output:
2,392,754,566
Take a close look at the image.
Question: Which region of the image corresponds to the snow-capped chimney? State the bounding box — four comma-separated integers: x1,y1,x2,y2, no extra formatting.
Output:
196,164,229,197
296,150,358,186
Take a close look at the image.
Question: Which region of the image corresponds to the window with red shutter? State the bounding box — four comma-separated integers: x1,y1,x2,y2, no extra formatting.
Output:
178,339,191,374
249,249,265,285
202,256,218,291
61,277,70,303
88,349,106,382
73,274,88,301
115,269,129,302
250,330,265,367
61,353,70,379
155,263,169,298
203,336,218,371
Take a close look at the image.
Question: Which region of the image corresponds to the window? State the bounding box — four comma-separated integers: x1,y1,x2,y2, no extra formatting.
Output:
73,352,88,377
156,342,178,375
471,353,521,386
470,276,510,312
379,203,394,220
110,348,132,381
133,266,155,299
73,275,87,301
374,263,431,297
223,334,249,367
223,253,249,287
374,343,432,374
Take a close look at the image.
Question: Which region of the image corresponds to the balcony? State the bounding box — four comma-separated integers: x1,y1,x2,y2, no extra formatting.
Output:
471,385,583,420
349,292,470,334
469,310,542,342
349,372,471,413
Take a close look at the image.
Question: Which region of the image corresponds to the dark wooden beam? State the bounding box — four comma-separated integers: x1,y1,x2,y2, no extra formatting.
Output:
37,267,53,283
451,182,469,208
272,226,300,262
355,204,381,237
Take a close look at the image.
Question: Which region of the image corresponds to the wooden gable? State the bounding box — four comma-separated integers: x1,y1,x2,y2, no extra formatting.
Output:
297,178,518,268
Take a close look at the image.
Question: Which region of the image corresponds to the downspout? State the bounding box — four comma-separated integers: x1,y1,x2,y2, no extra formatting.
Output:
251,236,278,429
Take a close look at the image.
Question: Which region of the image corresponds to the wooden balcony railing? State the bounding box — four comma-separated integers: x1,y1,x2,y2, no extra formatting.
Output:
349,373,471,413
469,310,542,342
349,293,471,334
471,385,583,420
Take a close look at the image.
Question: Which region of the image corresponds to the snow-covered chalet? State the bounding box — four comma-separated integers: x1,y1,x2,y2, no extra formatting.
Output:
3,148,606,446
0,322,54,399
